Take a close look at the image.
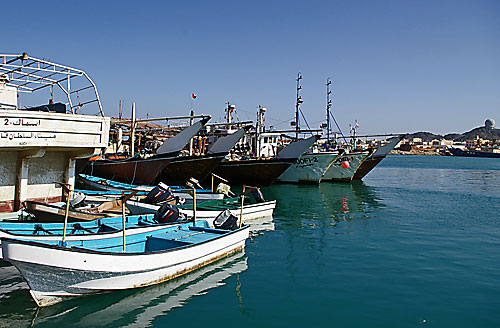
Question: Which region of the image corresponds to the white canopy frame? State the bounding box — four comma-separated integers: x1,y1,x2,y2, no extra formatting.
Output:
0,52,104,116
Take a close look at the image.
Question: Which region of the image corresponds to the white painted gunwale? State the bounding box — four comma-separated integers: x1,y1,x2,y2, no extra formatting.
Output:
125,200,277,223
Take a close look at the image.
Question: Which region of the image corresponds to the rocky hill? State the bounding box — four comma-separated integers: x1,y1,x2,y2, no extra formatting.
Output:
406,126,500,142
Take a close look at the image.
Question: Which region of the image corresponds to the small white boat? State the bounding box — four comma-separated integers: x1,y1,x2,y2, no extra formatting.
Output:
126,197,276,223
276,151,341,183
2,221,249,307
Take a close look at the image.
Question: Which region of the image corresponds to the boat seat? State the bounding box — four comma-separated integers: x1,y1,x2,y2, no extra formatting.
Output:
145,235,192,252
97,223,123,233
189,225,227,234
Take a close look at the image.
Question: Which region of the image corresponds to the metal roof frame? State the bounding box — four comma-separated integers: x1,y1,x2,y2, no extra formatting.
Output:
0,52,104,116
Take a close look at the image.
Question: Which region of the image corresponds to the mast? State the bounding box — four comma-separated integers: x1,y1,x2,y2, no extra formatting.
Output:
225,101,235,124
256,105,266,158
326,78,332,141
295,72,303,139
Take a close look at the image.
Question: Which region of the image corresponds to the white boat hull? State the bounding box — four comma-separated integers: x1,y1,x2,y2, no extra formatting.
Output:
2,226,249,307
322,152,368,182
277,152,340,183
126,200,277,223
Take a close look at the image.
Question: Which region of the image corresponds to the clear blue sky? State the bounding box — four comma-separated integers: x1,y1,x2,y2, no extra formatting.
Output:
3,0,499,135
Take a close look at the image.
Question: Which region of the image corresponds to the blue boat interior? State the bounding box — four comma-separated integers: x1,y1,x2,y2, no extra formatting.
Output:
0,215,158,236
63,221,229,253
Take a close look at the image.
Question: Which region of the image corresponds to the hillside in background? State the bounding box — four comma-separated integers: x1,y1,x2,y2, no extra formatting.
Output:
406,126,500,142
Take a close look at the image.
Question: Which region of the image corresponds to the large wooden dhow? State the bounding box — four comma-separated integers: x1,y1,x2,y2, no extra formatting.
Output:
83,117,211,185
211,135,319,186
153,127,247,186
0,53,110,212
2,221,250,307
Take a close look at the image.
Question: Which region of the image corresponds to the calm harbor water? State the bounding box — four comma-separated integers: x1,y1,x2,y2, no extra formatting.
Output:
0,155,499,327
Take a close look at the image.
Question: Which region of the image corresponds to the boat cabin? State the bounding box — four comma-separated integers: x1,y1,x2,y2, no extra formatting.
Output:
0,53,110,212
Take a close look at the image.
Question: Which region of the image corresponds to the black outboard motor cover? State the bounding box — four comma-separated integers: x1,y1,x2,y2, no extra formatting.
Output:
213,209,240,230
154,203,181,223
146,182,174,204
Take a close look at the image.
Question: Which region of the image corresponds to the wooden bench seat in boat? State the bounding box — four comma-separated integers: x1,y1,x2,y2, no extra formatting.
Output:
145,235,192,252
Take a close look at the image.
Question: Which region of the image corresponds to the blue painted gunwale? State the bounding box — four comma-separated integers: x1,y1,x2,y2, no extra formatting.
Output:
0,214,164,237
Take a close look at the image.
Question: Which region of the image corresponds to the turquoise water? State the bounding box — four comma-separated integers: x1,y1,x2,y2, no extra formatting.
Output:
0,155,499,327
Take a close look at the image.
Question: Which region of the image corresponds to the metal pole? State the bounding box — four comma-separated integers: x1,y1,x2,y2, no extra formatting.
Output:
189,110,194,156
295,73,303,139
326,78,332,142
62,187,72,243
192,187,197,225
122,192,126,252
131,102,136,157
239,186,246,227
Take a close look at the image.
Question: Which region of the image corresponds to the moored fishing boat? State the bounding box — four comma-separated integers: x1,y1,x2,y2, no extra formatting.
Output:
276,151,341,183
126,196,276,223
2,221,250,307
154,128,247,186
77,174,225,203
352,135,404,180
82,117,210,185
211,135,319,186
321,151,369,182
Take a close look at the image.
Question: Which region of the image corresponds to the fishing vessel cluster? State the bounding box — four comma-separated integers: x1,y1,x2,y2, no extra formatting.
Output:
0,53,402,307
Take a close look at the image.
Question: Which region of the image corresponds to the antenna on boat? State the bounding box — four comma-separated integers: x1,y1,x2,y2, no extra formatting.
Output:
294,72,303,139
326,78,332,141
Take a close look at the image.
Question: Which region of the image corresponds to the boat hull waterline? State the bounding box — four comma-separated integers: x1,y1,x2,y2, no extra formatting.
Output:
322,152,368,182
211,158,295,186
277,152,340,183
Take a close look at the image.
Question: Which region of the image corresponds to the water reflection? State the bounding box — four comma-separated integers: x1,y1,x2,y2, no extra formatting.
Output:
264,181,382,227
319,181,383,222
0,253,248,327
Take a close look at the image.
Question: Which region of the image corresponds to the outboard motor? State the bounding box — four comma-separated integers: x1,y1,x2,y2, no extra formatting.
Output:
216,183,235,197
69,192,86,208
154,203,185,223
146,182,174,204
213,209,240,230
